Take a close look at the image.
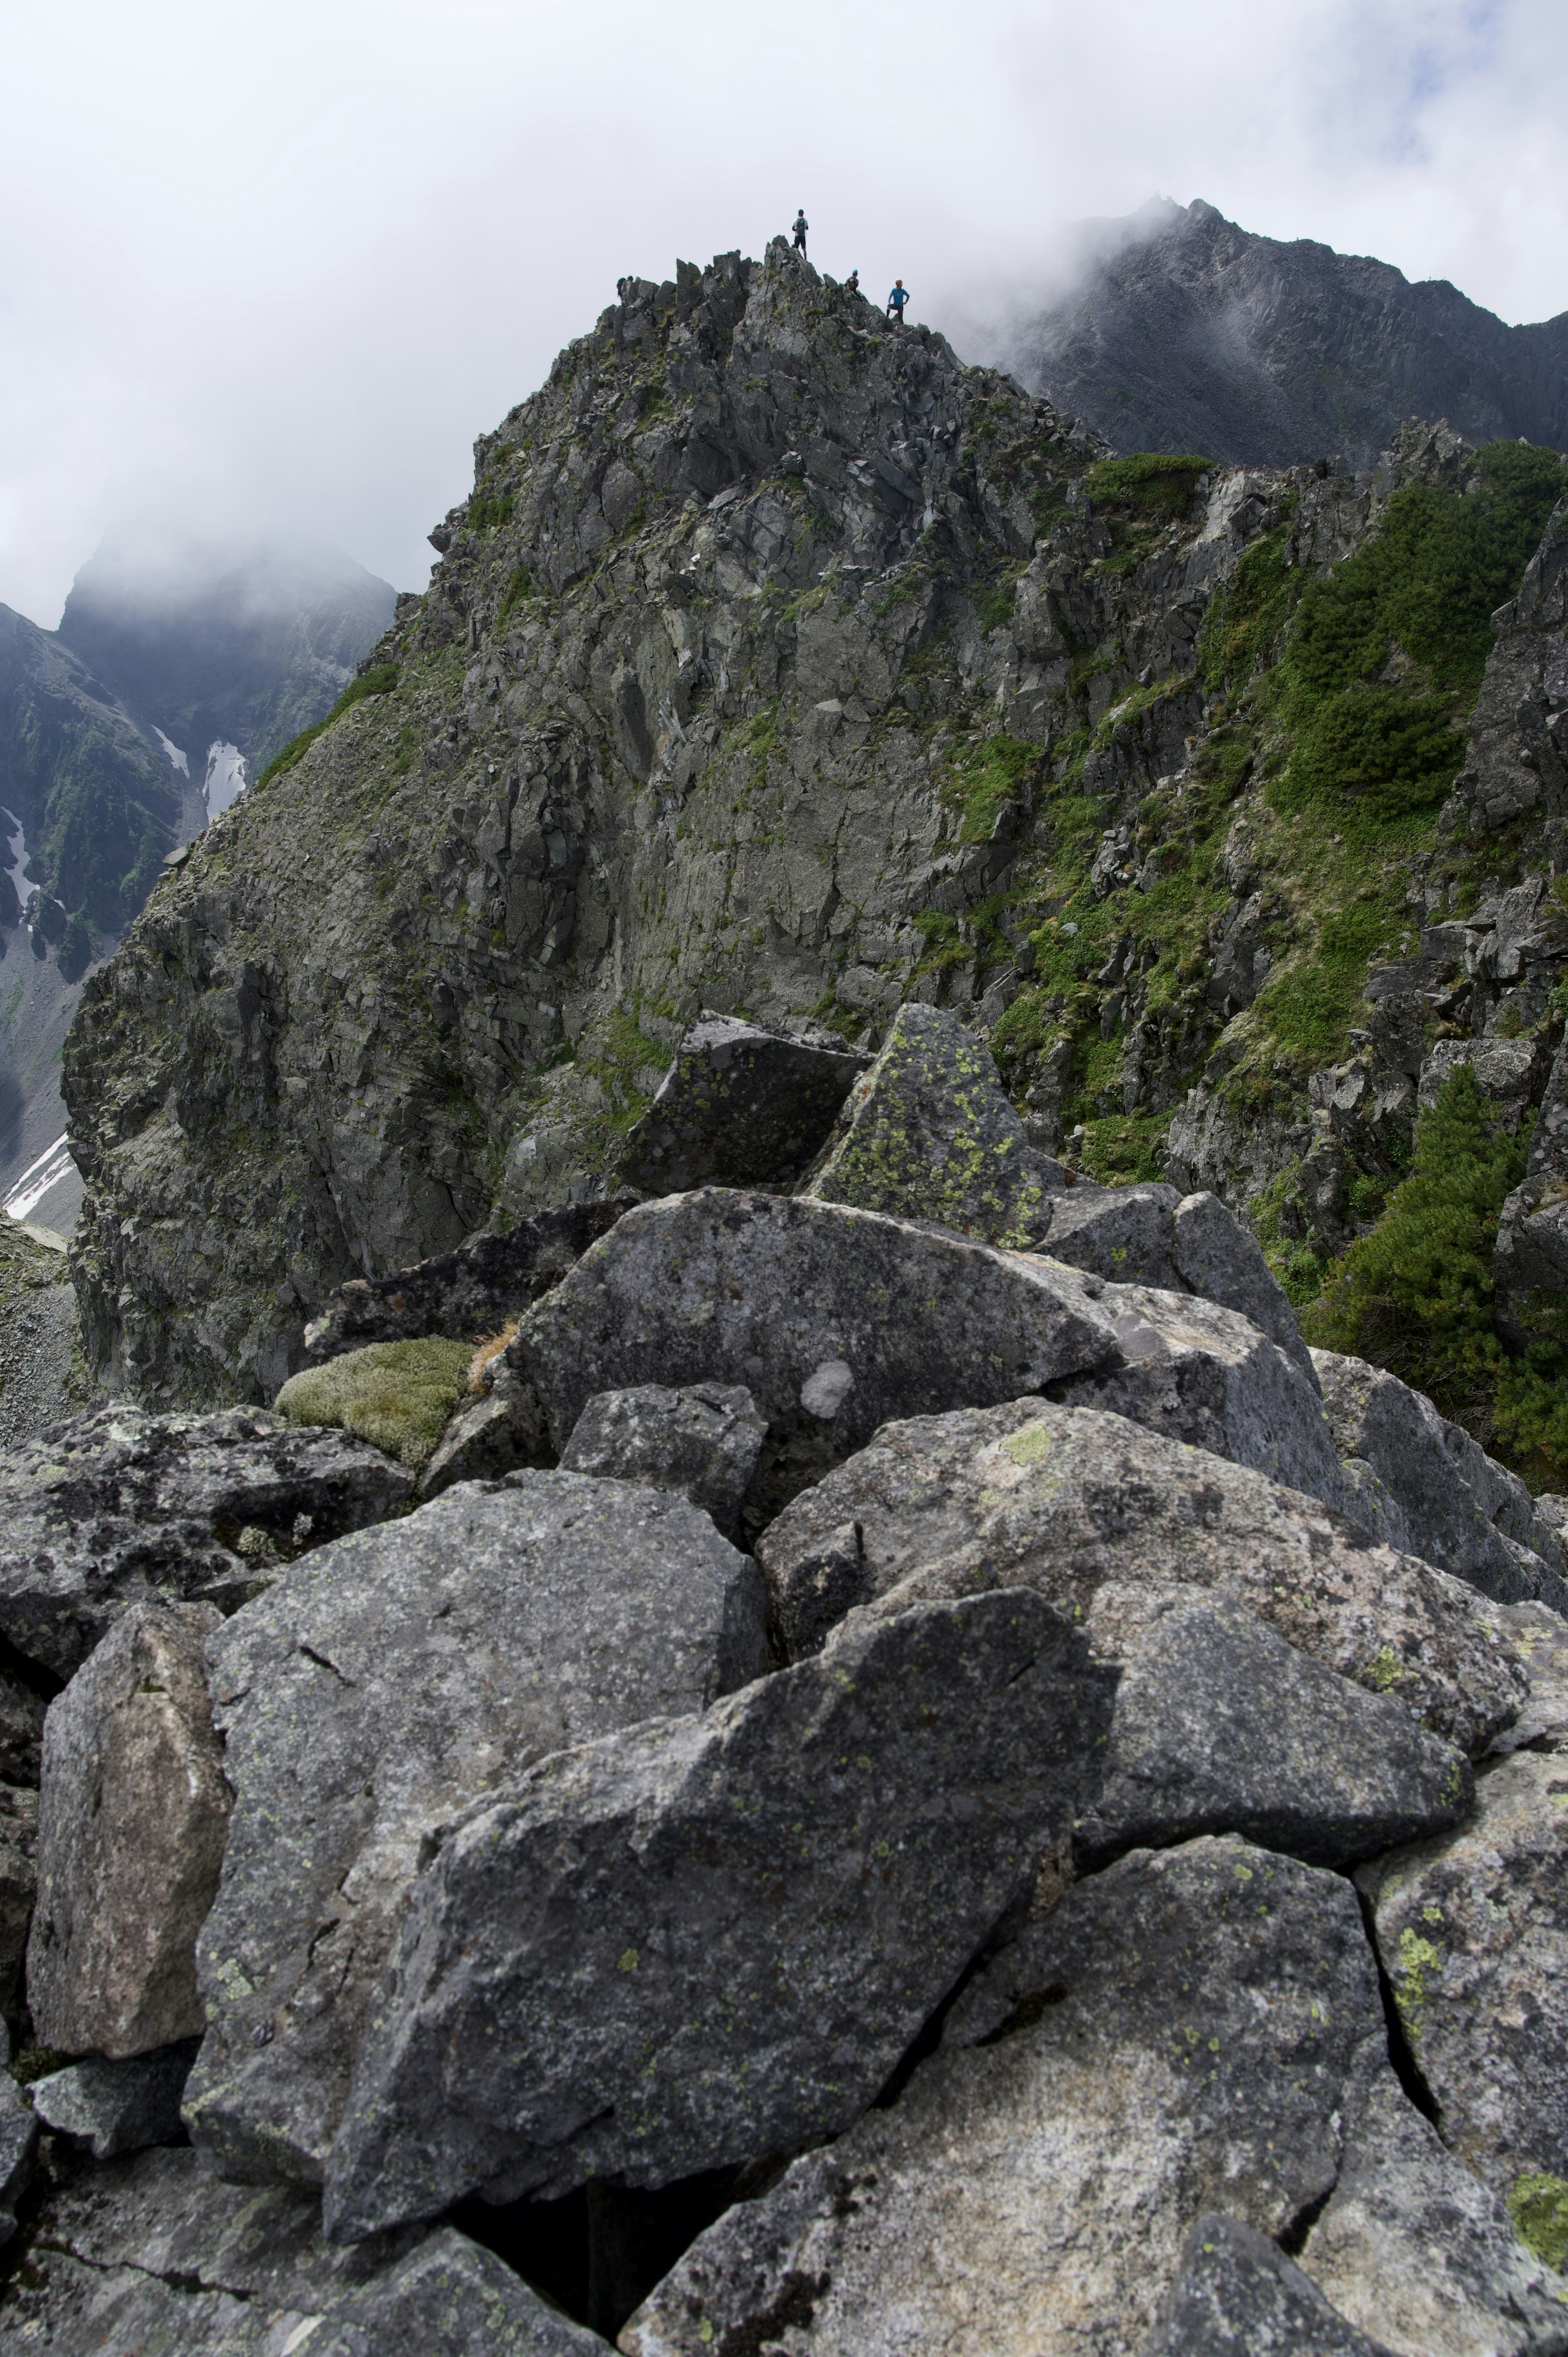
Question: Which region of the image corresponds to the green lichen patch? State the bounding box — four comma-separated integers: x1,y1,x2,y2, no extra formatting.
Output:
274,1338,472,1472
1508,2172,1568,2272
1390,1924,1444,2047
999,1422,1054,1469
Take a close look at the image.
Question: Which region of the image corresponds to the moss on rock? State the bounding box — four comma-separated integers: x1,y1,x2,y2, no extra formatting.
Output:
274,1339,472,1472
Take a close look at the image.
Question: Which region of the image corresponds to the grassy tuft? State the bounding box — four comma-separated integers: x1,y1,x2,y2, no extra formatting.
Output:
274,1337,472,1471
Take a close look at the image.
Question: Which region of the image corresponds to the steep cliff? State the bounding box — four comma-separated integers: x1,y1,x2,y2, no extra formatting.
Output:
1006,198,1568,470
62,242,1568,1445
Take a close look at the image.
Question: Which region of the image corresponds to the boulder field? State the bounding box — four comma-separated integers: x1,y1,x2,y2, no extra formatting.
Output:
4,1003,1568,2353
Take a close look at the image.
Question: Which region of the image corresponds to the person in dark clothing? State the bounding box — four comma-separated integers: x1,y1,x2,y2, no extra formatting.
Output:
846,268,859,294
793,211,808,257
887,278,909,323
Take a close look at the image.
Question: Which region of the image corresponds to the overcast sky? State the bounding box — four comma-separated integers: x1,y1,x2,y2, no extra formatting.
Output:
3,0,1565,627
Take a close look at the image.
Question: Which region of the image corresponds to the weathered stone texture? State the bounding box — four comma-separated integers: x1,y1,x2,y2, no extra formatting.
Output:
757,1397,1525,1756
28,1600,229,2058
0,1403,412,1678
0,1782,37,2021
1146,2214,1397,2357
559,1381,767,1533
617,1015,867,1193
324,1590,1115,2238
187,1470,767,2185
620,1837,1386,2357
30,2039,201,2160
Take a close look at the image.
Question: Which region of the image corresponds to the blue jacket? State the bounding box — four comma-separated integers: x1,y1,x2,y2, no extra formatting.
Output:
887,285,909,310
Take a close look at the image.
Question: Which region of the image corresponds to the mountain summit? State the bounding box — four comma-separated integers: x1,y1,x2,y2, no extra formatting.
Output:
1004,198,1568,469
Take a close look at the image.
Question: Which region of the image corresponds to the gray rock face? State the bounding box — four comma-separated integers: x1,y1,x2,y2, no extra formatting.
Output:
1359,1748,1568,2202
28,1600,230,2058
506,1189,1123,1518
303,1196,636,1363
0,1663,45,1785
324,1589,1116,2238
756,1397,1524,1757
1484,1598,1568,1756
1313,1347,1568,1607
0,1403,413,1678
0,2068,36,2246
0,1782,38,2021
417,1381,552,1500
1076,1582,1471,1869
620,1837,1386,2357
1145,2214,1397,2357
0,2142,470,2355
305,2228,608,2357
616,1014,868,1193
559,1382,767,1535
802,1002,1058,1246
1046,1277,1346,1505
1299,2074,1568,2357
30,2038,200,2159
1171,1187,1317,1381
186,1470,768,2186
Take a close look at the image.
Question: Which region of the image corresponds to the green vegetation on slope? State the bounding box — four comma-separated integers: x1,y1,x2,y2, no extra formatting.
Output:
273,1336,470,1472
256,664,401,788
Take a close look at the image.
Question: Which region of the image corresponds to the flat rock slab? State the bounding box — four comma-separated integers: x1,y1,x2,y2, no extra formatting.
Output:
1313,1347,1568,1608
186,1470,768,2186
30,2039,200,2158
29,1600,230,2058
324,1589,1116,2238
619,1837,1387,2357
506,1189,1123,1519
302,1195,637,1362
1044,1275,1345,1505
560,1382,767,1534
0,1404,413,1678
3,2144,592,2354
756,1397,1526,1758
1078,1582,1470,1870
1146,2214,1398,2356
1299,2074,1568,2357
803,1001,1056,1246
1359,1748,1568,2203
617,1015,868,1193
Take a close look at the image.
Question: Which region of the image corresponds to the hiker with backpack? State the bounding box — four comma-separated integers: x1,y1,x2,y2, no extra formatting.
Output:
793,210,808,258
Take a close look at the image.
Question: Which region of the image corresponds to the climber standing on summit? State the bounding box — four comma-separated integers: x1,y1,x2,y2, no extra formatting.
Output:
887,277,909,325
793,210,808,258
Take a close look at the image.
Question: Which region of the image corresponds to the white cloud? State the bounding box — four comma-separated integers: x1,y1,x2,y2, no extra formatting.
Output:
1,0,1563,627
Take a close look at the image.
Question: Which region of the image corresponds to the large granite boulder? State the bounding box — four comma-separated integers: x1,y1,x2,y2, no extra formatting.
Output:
0,1404,413,1679
323,1589,1116,2239
755,1398,1526,1757
618,1837,1388,2357
802,1001,1058,1245
4,2143,598,2354
1076,1582,1470,1870
1298,2073,1568,2357
504,1189,1124,1517
559,1382,768,1536
1359,1748,1568,2203
303,1197,637,1363
1145,2214,1397,2357
1312,1347,1568,1608
30,2039,200,2159
616,1014,868,1193
28,1600,230,2058
186,1470,768,2186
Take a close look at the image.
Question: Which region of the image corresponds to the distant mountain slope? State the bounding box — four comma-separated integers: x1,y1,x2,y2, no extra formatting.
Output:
1006,199,1568,470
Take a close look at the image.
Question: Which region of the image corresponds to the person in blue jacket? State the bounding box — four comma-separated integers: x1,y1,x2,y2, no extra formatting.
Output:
887,278,910,324
793,210,808,257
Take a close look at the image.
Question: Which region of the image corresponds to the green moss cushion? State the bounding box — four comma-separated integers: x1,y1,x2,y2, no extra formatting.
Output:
274,1339,473,1472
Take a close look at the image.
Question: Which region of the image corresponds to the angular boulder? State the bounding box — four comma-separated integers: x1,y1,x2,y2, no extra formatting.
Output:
1485,1597,1568,1757
1171,1186,1319,1383
303,1196,637,1363
802,1001,1058,1246
559,1382,768,1535
1146,2214,1397,2357
616,1014,868,1193
1045,1276,1345,1504
619,1837,1387,2357
186,1470,769,2185
30,2038,200,2159
1312,1347,1568,1609
1077,1582,1471,1870
5,2142,596,2355
1033,1178,1184,1288
756,1397,1525,1757
1359,1748,1568,2201
505,1189,1123,1517
27,1600,230,2058
1299,2074,1568,2357
324,1589,1116,2238
0,1403,413,1678
417,1378,552,1500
